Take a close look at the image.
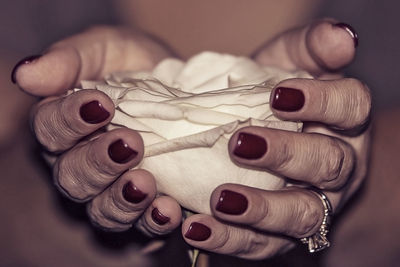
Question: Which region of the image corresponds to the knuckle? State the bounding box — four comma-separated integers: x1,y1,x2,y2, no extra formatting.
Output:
54,155,95,202
251,195,270,227
209,225,230,251
345,78,372,127
270,141,293,172
319,85,330,119
320,140,345,186
32,105,60,152
323,78,372,129
320,140,355,189
289,193,320,238
354,80,372,125
32,99,78,153
87,201,131,232
235,232,270,260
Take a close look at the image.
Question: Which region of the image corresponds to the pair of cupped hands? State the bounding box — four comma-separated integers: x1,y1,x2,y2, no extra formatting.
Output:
12,19,371,259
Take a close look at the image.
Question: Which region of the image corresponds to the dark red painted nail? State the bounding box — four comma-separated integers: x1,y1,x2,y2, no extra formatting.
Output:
233,132,267,160
122,181,147,203
216,190,248,215
271,87,305,112
152,208,170,225
334,22,359,48
108,139,138,164
11,54,42,83
80,100,110,124
184,222,211,241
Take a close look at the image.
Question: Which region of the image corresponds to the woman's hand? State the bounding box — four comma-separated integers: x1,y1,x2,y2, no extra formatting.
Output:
13,26,182,235
182,20,371,259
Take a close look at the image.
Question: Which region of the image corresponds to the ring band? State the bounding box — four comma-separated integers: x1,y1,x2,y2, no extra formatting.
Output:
300,189,332,253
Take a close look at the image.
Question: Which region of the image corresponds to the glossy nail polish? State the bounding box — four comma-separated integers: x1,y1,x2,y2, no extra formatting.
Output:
184,222,211,241
334,22,359,48
122,181,147,203
216,190,248,215
152,208,170,225
80,100,110,124
11,54,42,83
108,139,138,164
233,132,267,159
271,87,305,112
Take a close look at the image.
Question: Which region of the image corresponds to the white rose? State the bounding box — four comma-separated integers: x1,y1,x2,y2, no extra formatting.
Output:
77,52,311,214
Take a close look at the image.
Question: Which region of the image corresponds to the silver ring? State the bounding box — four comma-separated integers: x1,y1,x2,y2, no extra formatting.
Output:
300,189,332,253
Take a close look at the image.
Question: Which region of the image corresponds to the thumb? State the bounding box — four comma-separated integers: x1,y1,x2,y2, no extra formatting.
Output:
254,19,358,76
11,26,170,96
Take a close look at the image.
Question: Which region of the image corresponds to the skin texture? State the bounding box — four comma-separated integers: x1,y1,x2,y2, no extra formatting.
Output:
181,20,371,259
18,26,183,237
13,19,371,260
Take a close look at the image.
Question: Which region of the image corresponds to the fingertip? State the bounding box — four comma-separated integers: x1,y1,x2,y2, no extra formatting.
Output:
11,54,42,84
270,85,305,113
153,196,182,224
333,22,359,48
14,47,80,96
104,128,145,168
75,89,115,124
228,127,269,165
212,186,249,216
144,196,182,234
121,169,157,205
182,214,212,242
269,78,311,120
307,20,357,71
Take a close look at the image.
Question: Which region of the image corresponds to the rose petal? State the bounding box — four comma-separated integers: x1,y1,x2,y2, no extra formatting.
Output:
119,100,184,120
142,134,285,214
76,52,310,214
144,121,239,157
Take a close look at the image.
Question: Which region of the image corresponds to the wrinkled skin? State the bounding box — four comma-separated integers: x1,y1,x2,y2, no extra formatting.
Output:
14,19,370,259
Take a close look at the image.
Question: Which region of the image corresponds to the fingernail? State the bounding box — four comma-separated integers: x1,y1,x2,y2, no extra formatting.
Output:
184,222,211,241
11,54,42,83
151,208,170,225
271,87,305,112
122,181,147,203
108,139,138,164
334,22,359,48
233,132,267,159
80,100,110,124
216,190,248,215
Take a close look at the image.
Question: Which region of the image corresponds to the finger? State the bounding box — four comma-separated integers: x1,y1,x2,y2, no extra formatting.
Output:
12,26,170,96
182,214,293,260
135,196,182,236
87,169,156,231
254,19,358,76
32,89,114,153
270,78,371,130
210,184,326,239
54,128,144,202
229,127,355,190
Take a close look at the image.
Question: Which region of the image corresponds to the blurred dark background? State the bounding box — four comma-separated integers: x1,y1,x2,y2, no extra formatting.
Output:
0,0,118,55
0,1,399,266
321,0,400,110
1,0,399,109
